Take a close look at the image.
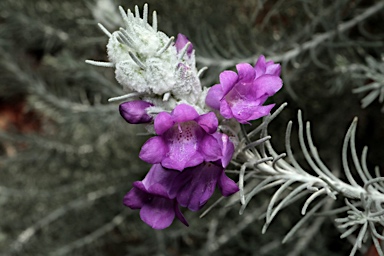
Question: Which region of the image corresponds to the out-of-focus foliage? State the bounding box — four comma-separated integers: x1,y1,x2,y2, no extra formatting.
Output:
0,0,384,255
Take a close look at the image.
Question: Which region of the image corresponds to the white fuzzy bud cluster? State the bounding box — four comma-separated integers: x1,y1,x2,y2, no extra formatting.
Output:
87,4,205,113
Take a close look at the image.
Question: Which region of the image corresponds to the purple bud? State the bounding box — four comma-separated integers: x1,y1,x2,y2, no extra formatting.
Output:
175,33,193,57
119,100,153,124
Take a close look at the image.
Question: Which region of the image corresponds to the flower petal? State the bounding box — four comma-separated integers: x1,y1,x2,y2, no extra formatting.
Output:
154,112,174,135
228,101,260,123
162,151,204,171
217,171,239,196
213,133,234,168
247,104,275,121
219,70,238,96
140,197,176,229
236,63,255,83
200,134,222,162
175,33,193,56
123,187,148,209
195,112,218,134
219,100,234,119
253,75,283,98
119,100,153,124
170,163,221,211
265,63,281,76
171,104,199,123
205,84,223,110
142,164,179,198
139,137,167,164
254,55,267,78
174,203,189,226
184,152,205,169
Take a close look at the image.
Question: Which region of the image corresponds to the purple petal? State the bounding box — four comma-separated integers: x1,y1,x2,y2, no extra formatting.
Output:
253,75,283,98
247,104,275,121
162,151,204,171
224,77,254,102
236,63,256,83
265,63,281,76
139,137,167,164
254,55,267,79
170,163,222,211
142,164,179,198
205,84,223,110
200,134,222,162
175,33,193,56
213,133,234,168
219,71,238,96
195,112,218,134
230,101,268,123
184,152,205,169
174,204,189,226
123,187,148,209
219,100,234,119
140,197,176,229
119,100,153,124
154,112,174,135
217,171,239,196
171,104,199,123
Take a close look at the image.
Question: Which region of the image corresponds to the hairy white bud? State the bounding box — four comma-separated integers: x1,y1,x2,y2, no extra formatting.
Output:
99,4,202,109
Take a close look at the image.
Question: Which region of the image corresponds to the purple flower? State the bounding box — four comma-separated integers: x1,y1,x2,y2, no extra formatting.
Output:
175,33,193,57
119,100,153,124
169,162,239,211
205,55,283,124
124,161,239,227
139,104,224,171
123,164,188,230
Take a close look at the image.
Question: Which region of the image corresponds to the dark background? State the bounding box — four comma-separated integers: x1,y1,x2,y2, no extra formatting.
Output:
1,0,383,255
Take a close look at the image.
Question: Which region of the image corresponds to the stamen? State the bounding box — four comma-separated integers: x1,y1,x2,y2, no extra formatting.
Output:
118,6,130,28
147,106,168,114
156,36,174,56
97,23,112,37
178,42,191,60
143,3,148,23
85,60,114,67
129,52,146,69
127,9,134,20
108,92,142,102
152,11,157,31
117,30,135,48
135,5,140,19
197,67,208,77
120,28,136,44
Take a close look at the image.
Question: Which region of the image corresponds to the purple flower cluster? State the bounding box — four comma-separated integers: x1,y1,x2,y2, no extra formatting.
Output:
206,55,283,124
124,104,238,229
116,35,282,229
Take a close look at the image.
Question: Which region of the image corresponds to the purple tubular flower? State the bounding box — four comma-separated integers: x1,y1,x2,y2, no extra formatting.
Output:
119,100,153,124
175,33,193,57
123,164,188,230
125,161,238,226
139,104,223,171
169,162,239,211
205,55,283,124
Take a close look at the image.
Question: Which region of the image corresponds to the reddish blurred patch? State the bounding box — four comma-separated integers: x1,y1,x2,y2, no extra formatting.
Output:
0,95,42,156
0,95,41,133
364,241,380,256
